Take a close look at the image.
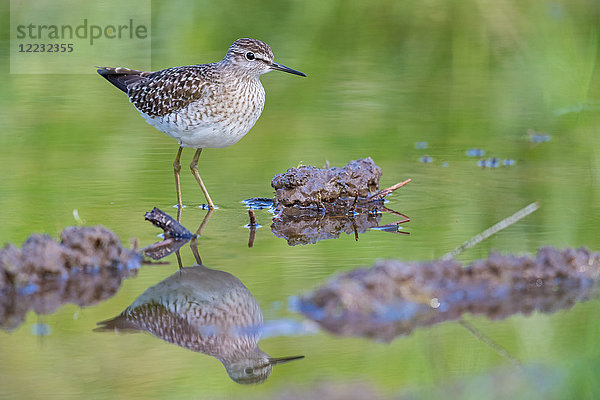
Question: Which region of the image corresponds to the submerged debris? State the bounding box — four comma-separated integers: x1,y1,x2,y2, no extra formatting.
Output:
478,157,500,168
142,207,196,259
143,238,190,260
142,207,199,260
244,197,410,246
246,209,259,248
296,247,600,341
242,197,275,211
145,207,194,238
477,158,516,168
272,205,409,246
272,158,384,209
272,209,382,246
466,148,486,157
247,209,258,227
0,226,140,330
527,129,551,143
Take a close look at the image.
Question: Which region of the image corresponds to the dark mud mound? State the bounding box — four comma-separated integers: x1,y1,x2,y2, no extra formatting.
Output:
272,158,382,209
0,226,140,330
296,247,600,341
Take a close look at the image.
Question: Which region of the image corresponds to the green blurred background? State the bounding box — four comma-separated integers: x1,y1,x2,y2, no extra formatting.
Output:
1,0,600,399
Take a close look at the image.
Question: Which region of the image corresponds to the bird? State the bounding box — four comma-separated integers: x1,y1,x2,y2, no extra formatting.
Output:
95,264,304,384
97,38,305,210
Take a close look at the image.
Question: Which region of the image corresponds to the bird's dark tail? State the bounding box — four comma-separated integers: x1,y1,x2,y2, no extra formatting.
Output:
96,66,150,93
94,314,142,333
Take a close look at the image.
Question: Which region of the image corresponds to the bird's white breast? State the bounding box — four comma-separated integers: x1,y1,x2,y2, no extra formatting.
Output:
136,78,266,149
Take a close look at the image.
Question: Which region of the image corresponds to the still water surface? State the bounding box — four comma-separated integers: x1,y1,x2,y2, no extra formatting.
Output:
1,0,600,398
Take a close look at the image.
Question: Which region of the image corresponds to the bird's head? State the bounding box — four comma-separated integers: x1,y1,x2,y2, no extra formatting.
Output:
222,348,304,384
224,38,306,78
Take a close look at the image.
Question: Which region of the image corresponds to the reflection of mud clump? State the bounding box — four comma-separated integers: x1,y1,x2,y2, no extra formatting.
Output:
297,247,600,341
272,211,382,246
0,226,140,330
272,158,382,209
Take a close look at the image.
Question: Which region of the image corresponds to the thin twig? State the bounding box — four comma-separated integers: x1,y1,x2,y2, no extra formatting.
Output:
247,208,258,248
442,202,539,260
349,194,359,213
140,259,170,265
372,222,411,235
368,179,411,201
248,227,257,248
458,319,521,366
248,208,257,226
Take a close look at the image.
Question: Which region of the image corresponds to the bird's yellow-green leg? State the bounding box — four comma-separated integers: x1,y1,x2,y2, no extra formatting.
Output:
189,208,213,266
195,208,214,237
173,146,184,219
190,148,215,209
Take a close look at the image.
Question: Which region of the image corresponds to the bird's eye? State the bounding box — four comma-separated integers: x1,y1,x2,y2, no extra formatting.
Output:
245,52,255,61
244,367,254,374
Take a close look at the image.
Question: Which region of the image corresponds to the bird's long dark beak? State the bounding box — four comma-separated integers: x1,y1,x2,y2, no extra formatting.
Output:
268,355,305,365
271,62,306,77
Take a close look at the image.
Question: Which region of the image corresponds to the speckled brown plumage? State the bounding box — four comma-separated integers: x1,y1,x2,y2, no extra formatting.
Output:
124,66,213,117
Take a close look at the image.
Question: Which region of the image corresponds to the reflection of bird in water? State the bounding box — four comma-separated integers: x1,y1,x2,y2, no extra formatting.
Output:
96,264,303,384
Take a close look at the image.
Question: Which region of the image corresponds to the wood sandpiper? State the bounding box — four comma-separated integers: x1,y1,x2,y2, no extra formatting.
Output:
97,38,305,211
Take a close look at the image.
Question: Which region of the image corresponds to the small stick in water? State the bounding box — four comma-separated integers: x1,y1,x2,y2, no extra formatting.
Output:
442,202,539,260
248,208,258,248
458,319,521,366
248,208,257,226
248,228,257,248
368,179,411,201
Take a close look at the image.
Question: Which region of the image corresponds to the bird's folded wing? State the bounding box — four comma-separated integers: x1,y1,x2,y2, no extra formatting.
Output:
96,66,152,93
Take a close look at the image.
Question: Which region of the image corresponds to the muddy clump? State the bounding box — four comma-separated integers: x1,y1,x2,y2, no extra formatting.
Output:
296,247,600,341
272,158,382,210
0,226,140,330
253,158,410,245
